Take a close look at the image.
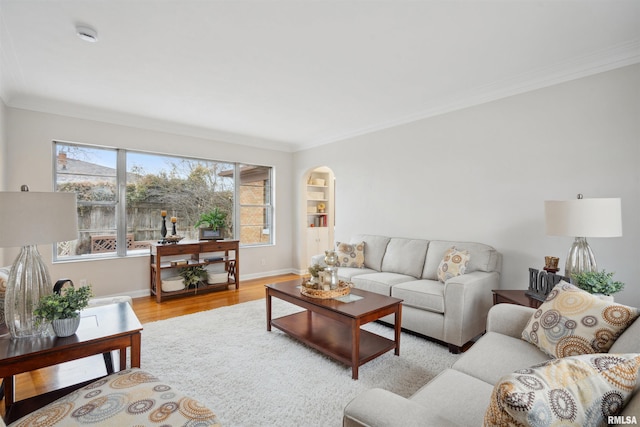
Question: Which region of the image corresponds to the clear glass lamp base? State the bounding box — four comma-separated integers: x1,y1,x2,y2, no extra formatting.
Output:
564,237,597,279
4,245,53,338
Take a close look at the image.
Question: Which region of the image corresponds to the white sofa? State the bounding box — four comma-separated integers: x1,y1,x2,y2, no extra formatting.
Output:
312,234,502,353
343,303,640,426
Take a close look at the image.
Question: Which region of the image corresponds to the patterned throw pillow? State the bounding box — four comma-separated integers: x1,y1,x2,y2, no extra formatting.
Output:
522,281,639,358
437,246,470,283
484,353,640,427
336,241,365,268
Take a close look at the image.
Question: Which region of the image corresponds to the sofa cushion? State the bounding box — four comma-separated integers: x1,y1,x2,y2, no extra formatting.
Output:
410,368,495,427
391,279,444,313
8,368,221,426
337,267,378,281
336,241,365,268
453,331,551,385
380,238,429,278
437,246,470,283
423,241,500,280
351,234,390,271
522,281,640,358
484,353,640,427
351,272,416,296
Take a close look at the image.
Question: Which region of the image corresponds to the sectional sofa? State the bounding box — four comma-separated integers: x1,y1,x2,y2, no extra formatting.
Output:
312,234,502,352
343,287,640,426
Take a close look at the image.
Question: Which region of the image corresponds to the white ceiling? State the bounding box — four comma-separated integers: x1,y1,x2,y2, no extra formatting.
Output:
1,1,639,153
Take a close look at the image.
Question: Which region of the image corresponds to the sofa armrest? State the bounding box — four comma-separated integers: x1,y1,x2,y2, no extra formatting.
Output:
442,271,500,346
486,303,536,338
343,388,458,427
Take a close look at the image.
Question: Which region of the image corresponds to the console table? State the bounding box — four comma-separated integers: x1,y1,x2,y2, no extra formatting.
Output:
150,240,239,302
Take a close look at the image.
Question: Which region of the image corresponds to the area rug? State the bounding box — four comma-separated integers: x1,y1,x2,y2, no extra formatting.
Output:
140,298,460,427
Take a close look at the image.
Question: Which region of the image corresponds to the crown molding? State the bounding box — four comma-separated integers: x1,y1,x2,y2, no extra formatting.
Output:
6,96,296,153
300,40,640,151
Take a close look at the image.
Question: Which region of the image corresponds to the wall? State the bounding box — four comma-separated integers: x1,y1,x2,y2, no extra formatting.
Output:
0,99,6,263
0,98,6,188
3,108,295,298
294,64,640,307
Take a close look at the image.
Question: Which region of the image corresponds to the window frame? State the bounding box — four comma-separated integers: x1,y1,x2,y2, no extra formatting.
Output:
53,141,275,262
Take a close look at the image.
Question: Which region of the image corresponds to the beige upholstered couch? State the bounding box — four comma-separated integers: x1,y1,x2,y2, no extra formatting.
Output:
343,302,640,426
312,234,502,352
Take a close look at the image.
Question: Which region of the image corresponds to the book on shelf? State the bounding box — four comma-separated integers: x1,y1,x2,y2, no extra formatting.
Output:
170,259,189,266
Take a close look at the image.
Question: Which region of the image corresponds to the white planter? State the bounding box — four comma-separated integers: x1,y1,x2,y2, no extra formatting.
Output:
52,317,81,337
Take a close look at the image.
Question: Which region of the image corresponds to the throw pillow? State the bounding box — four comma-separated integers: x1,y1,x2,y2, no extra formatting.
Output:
437,246,470,283
335,241,365,268
522,281,639,358
484,353,640,427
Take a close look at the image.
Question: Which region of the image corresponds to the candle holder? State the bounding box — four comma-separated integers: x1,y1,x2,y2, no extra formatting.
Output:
161,214,167,239
171,217,177,235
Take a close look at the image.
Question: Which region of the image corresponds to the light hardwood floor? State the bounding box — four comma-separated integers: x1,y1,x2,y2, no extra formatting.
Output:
1,273,302,418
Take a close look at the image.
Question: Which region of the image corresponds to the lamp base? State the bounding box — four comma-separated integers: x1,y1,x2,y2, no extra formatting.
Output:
565,237,597,279
4,245,53,338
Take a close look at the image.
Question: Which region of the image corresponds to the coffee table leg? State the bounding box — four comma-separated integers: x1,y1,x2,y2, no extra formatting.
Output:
394,304,402,356
351,321,360,380
265,289,272,332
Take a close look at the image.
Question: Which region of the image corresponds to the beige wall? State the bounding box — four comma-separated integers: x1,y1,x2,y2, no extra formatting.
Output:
3,108,295,298
294,64,640,307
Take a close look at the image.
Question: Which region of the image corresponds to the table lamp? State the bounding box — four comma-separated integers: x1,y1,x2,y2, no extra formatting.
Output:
544,194,622,278
0,186,78,338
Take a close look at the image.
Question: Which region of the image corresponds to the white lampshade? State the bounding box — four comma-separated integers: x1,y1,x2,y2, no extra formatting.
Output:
544,198,622,238
0,190,78,248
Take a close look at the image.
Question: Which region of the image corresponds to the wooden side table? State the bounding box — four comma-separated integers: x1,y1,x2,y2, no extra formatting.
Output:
492,289,543,308
0,302,142,422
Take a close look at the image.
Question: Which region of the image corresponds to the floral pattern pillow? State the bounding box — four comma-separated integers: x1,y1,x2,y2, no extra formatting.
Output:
437,246,470,283
522,281,639,358
336,241,365,268
484,353,640,427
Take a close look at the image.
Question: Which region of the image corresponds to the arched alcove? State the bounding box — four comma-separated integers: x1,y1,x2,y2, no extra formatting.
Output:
301,166,335,270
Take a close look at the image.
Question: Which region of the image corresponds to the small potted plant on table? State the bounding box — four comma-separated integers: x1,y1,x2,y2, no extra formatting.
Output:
194,207,227,240
572,270,624,300
179,265,208,289
34,285,93,337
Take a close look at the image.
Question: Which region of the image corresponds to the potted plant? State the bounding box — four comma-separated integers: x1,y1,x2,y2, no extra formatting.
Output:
34,285,93,337
194,207,227,240
572,270,624,298
179,265,208,289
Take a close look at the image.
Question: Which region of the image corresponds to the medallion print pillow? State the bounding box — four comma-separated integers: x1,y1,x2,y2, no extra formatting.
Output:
336,241,365,268
483,353,640,427
437,246,470,283
521,281,639,358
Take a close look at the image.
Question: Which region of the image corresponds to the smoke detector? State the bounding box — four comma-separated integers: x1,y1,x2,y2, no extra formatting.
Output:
76,25,98,43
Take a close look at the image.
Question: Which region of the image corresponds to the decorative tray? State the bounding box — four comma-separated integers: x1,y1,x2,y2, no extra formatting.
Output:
300,281,352,299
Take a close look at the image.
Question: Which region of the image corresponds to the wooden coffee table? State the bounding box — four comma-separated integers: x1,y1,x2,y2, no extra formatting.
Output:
265,280,402,379
0,302,143,422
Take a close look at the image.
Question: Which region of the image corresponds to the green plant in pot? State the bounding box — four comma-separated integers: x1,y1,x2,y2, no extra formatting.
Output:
179,265,208,289
572,270,624,297
34,285,93,337
194,207,227,240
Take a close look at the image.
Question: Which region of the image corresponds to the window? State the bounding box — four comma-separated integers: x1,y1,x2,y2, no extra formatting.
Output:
54,142,274,260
